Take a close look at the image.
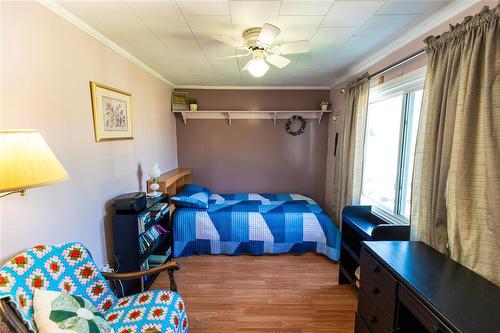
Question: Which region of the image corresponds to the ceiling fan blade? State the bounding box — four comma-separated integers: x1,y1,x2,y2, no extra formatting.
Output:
266,54,291,69
257,23,281,47
277,40,310,55
213,53,250,60
213,35,244,48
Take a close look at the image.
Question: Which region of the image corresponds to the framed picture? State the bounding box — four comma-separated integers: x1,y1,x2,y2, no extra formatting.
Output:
90,81,134,142
171,91,189,111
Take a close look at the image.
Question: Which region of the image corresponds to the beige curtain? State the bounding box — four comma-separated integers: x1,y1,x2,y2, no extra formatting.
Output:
331,73,370,224
411,6,499,285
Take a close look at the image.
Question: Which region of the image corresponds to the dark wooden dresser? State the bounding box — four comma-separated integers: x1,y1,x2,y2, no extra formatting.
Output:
356,241,500,333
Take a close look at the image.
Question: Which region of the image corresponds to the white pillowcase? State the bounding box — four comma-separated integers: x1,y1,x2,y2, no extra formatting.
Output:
33,289,114,333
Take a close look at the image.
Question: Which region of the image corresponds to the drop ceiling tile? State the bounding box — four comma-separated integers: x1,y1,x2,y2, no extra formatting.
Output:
279,1,334,16
293,26,357,68
275,16,324,43
322,1,385,27
330,35,386,62
229,0,281,30
185,15,236,41
176,0,230,16
356,14,419,36
377,1,448,15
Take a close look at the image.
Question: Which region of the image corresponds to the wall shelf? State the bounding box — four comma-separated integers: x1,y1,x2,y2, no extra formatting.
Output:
172,110,332,125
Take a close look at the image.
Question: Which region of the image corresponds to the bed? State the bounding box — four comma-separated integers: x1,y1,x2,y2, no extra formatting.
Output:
148,168,341,262
172,192,341,261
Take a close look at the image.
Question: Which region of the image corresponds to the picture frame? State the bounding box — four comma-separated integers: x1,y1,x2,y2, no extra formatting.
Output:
171,91,189,111
90,81,133,142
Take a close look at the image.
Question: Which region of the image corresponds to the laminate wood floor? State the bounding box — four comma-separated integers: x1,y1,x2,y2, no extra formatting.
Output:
151,253,357,333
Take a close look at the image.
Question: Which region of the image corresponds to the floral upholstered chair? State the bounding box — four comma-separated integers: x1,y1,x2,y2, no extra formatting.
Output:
0,242,188,333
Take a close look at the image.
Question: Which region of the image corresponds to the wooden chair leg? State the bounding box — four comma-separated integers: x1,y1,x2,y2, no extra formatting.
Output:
168,270,178,292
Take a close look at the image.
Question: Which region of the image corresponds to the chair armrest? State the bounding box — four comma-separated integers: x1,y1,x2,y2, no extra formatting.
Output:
102,261,180,281
103,261,181,292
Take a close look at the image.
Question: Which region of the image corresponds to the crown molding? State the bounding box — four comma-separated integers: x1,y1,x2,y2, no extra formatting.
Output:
174,85,331,91
328,0,479,88
38,1,175,88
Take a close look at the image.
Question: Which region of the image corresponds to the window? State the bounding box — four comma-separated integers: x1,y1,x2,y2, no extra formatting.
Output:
360,69,425,222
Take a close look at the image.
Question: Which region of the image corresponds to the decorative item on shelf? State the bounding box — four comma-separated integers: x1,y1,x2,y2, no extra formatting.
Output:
320,101,329,111
189,99,198,111
147,163,162,198
0,130,69,198
171,91,189,111
286,115,306,136
90,81,133,142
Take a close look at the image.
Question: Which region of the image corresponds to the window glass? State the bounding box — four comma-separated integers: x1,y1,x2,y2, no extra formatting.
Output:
400,89,423,218
361,94,403,212
358,69,425,223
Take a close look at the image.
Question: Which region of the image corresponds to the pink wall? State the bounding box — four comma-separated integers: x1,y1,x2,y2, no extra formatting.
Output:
176,89,330,206
0,2,178,266
324,1,496,215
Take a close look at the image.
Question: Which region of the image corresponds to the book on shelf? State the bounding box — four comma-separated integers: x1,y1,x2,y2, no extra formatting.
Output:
139,224,168,255
147,248,171,268
137,211,150,234
149,202,169,220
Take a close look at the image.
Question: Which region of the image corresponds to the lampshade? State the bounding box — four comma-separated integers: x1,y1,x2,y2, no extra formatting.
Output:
149,162,161,179
0,130,69,193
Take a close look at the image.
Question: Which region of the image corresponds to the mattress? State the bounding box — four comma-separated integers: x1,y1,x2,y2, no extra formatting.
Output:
173,193,341,261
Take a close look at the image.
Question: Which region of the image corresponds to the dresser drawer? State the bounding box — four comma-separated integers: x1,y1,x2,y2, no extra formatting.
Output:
359,249,397,323
358,289,393,333
398,284,453,333
355,314,371,333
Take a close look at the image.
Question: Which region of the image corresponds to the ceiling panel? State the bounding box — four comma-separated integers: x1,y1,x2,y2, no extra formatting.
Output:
176,0,230,16
56,0,459,86
322,1,385,27
356,14,419,36
229,0,281,31
279,1,334,16
377,1,448,15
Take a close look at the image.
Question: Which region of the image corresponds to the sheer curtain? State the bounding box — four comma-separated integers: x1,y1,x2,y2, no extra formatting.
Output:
411,6,499,285
330,73,370,224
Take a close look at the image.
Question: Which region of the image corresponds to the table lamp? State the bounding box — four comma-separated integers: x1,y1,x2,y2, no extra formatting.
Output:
147,162,162,198
0,130,69,198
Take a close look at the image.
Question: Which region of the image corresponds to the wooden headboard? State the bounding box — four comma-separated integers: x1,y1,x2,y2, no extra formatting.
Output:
146,168,192,217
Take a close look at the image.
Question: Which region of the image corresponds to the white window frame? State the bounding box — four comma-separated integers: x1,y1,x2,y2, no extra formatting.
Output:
359,67,426,225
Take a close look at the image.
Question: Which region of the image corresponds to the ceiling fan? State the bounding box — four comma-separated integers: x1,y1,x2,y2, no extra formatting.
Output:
213,23,310,78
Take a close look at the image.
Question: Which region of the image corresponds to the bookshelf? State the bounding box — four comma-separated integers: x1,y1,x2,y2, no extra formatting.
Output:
111,194,172,297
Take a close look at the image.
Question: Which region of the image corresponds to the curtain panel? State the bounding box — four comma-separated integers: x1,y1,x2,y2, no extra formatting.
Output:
411,5,499,285
330,73,370,224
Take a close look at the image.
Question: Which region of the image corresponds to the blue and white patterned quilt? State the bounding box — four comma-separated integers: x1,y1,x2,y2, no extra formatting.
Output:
173,193,340,261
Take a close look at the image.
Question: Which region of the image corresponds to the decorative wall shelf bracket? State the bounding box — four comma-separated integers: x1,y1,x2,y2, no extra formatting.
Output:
172,110,332,126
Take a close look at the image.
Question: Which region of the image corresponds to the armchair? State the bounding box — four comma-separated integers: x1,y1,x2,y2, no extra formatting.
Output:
0,242,188,333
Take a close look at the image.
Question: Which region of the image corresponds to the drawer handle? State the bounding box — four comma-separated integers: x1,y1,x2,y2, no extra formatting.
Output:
370,315,378,324
371,265,381,273
372,287,380,294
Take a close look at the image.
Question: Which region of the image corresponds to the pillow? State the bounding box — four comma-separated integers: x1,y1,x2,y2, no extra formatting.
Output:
171,189,209,209
33,289,113,333
171,184,211,209
183,184,212,195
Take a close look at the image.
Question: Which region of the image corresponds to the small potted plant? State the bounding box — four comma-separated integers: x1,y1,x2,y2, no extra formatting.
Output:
320,101,329,111
189,99,198,111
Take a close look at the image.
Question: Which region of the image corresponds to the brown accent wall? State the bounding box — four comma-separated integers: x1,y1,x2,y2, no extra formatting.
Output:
176,89,330,206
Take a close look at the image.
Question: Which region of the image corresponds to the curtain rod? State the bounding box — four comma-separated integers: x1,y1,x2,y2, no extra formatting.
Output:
341,48,426,94
368,48,426,79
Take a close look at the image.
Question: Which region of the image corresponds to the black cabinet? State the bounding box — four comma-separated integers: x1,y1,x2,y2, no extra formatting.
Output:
339,205,410,287
111,194,172,297
356,241,500,333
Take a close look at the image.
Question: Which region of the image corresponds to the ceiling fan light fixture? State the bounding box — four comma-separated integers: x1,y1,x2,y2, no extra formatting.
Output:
247,58,269,77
